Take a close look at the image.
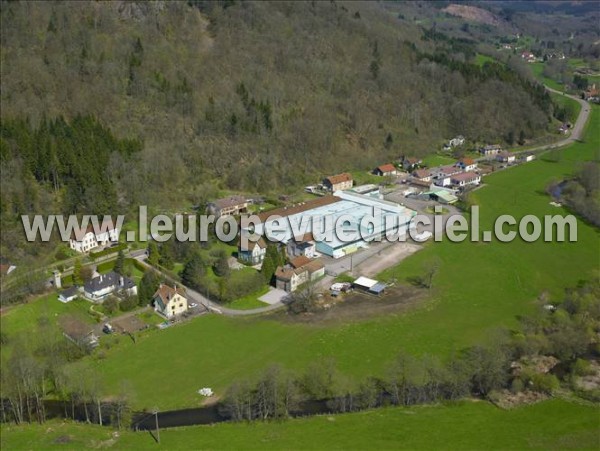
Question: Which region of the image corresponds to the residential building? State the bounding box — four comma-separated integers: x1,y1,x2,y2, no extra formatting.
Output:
433,165,462,187
275,259,325,293
83,271,137,302
207,195,248,217
496,152,516,164
287,233,316,259
401,156,422,171
153,283,188,318
479,144,503,157
323,173,353,192
521,154,535,162
444,135,465,150
69,221,119,253
58,286,80,303
238,235,267,265
451,172,481,188
412,168,432,182
455,158,477,172
373,164,398,177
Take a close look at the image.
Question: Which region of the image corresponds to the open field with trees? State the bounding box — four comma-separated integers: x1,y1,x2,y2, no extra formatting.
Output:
40,105,597,412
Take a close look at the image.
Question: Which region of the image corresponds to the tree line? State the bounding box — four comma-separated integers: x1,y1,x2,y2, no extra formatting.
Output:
221,279,599,421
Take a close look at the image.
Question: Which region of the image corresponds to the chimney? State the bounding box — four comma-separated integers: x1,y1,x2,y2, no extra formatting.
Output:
120,276,124,287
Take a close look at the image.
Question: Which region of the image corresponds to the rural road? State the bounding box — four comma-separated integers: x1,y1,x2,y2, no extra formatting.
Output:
476,85,590,163
132,254,285,317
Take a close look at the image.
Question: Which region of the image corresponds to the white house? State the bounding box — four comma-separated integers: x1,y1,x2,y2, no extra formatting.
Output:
238,235,267,265
497,152,516,164
70,222,119,253
153,284,188,318
286,233,316,259
433,165,461,187
451,172,481,188
455,158,477,172
83,271,137,302
58,286,80,303
479,144,503,157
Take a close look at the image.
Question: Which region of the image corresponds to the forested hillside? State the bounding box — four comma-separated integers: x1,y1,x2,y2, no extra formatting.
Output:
1,2,554,237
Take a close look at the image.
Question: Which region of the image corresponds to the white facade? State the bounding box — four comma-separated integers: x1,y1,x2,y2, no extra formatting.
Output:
70,227,119,253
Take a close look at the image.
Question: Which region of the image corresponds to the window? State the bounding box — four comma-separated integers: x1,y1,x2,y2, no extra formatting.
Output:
179,303,183,308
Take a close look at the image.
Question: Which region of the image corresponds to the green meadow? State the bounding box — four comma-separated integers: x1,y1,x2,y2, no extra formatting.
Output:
80,105,600,411
2,399,597,450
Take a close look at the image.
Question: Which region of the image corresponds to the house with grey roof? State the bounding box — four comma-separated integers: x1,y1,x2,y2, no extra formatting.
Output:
83,271,137,302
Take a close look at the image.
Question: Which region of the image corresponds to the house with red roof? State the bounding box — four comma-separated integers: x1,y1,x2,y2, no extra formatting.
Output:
373,164,398,177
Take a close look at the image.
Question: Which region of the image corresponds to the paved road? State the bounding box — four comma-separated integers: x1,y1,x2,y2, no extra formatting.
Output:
132,254,285,317
476,86,590,163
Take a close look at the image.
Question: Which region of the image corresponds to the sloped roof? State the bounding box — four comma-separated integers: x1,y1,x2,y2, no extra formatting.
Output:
451,172,480,182
413,169,431,179
325,173,353,185
376,164,396,173
257,196,341,223
239,236,267,252
458,157,475,166
70,219,117,241
153,283,186,307
290,255,311,269
210,195,247,210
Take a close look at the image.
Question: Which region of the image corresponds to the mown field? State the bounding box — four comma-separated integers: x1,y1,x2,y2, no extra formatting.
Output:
2,399,598,450
65,105,600,412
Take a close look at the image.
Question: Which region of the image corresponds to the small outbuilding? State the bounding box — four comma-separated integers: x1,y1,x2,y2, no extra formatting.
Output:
58,286,80,303
353,276,387,295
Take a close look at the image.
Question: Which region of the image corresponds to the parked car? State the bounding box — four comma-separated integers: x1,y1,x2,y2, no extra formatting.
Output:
190,302,198,308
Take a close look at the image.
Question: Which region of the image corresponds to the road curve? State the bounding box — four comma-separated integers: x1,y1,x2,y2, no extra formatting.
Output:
133,255,285,317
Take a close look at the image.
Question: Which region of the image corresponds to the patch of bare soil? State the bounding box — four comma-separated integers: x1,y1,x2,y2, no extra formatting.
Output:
276,285,428,325
574,360,600,392
493,390,549,409
442,4,503,27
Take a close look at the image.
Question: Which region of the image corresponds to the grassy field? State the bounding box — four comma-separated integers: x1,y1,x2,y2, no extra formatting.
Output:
474,53,498,67
226,285,270,310
1,293,94,338
85,106,599,411
421,154,456,167
2,399,598,449
529,62,564,91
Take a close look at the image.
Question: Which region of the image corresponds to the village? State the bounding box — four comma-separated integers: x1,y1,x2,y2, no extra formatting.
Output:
46,137,548,350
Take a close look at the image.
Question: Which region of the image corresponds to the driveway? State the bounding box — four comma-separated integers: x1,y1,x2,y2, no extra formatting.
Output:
259,288,288,305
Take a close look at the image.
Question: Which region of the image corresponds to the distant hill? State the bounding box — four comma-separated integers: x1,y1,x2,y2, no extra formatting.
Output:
1,1,552,222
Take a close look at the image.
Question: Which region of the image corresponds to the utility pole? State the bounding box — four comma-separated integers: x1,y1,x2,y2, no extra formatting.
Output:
153,408,160,444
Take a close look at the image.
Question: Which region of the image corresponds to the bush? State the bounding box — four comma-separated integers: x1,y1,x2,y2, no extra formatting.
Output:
90,243,127,259
529,373,560,394
572,359,593,377
120,295,138,312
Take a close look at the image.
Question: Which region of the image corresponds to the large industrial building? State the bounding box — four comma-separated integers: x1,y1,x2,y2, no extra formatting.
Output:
249,191,416,259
